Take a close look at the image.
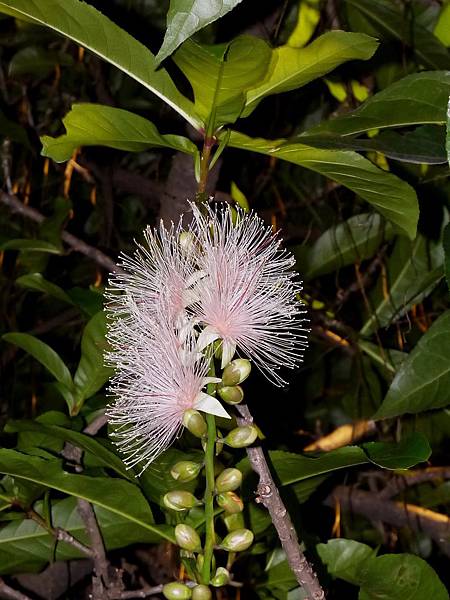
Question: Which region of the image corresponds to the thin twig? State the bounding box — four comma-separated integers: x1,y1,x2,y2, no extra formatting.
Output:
236,404,325,600
107,586,163,599
378,467,450,499
77,499,112,588
0,191,120,273
0,578,32,600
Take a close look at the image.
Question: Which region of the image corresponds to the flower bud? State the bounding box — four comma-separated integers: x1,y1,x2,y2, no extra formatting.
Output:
175,524,202,552
220,528,254,552
215,468,242,493
163,490,201,511
218,385,244,405
222,359,251,386
224,425,258,448
223,512,245,532
163,582,192,600
179,231,195,253
217,491,244,514
210,567,230,587
183,409,207,438
192,585,212,600
170,461,202,483
196,553,215,574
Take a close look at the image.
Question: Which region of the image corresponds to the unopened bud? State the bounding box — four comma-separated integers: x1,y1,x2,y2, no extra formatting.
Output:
218,385,244,405
224,425,258,448
192,585,212,600
179,231,195,254
210,567,230,587
183,409,207,438
163,490,201,511
217,491,244,514
222,359,251,386
220,528,254,552
171,461,202,483
175,524,202,552
223,512,245,532
163,582,192,600
215,468,242,492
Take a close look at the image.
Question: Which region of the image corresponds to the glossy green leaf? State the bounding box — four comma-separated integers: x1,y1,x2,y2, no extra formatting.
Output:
362,433,431,469
435,3,450,47
41,103,197,163
16,273,74,305
0,449,173,542
360,234,444,336
9,46,73,77
228,131,419,239
317,539,375,585
0,239,61,253
302,213,394,280
0,496,165,574
375,310,450,419
0,0,200,128
2,333,73,390
244,31,378,116
173,36,272,127
156,0,243,64
72,311,112,414
345,0,450,70
304,72,450,138
358,340,407,376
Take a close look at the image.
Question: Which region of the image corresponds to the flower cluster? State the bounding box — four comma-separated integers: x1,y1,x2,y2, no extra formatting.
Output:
105,203,308,472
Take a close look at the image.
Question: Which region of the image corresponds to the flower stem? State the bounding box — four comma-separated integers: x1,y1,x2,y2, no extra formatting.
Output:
201,411,217,584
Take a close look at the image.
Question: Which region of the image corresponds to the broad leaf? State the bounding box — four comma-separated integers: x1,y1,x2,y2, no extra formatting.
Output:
317,539,375,586
173,36,272,127
362,433,431,469
301,213,394,280
360,234,444,336
0,0,200,129
41,103,197,163
304,72,450,138
244,31,378,116
156,0,243,64
0,239,61,253
0,449,173,542
16,273,74,305
358,340,407,377
228,131,419,239
374,310,450,419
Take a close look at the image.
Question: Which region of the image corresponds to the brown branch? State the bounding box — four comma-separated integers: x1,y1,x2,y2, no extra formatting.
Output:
0,191,120,273
378,467,450,499
0,578,32,600
108,585,163,599
236,404,326,600
325,485,450,556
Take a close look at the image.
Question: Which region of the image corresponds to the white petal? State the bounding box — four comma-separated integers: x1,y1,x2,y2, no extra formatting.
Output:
197,325,220,352
194,392,231,418
203,377,222,385
221,340,236,369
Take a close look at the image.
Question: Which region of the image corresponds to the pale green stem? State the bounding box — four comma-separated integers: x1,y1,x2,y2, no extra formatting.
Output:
201,383,217,584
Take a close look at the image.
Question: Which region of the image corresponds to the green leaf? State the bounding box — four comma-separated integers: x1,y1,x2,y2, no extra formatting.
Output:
358,553,448,600
358,339,407,376
173,36,272,127
303,72,450,138
0,239,61,253
345,0,450,70
2,333,73,391
0,449,173,542
156,0,243,64
9,46,73,77
317,539,374,586
360,234,444,336
0,496,166,574
447,95,450,167
16,273,74,305
72,311,112,414
301,213,394,280
243,31,378,116
374,310,450,419
0,0,200,129
362,433,431,469
444,221,450,291
228,131,419,239
41,103,197,163
5,420,129,480
435,3,450,47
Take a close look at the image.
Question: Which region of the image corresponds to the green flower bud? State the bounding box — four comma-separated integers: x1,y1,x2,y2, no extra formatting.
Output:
163,582,192,600
175,524,202,552
170,461,202,483
222,359,251,386
210,567,230,587
224,425,258,448
220,529,254,552
223,512,245,532
192,585,212,600
215,468,242,493
218,385,244,405
216,491,244,514
163,490,201,511
183,410,207,438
